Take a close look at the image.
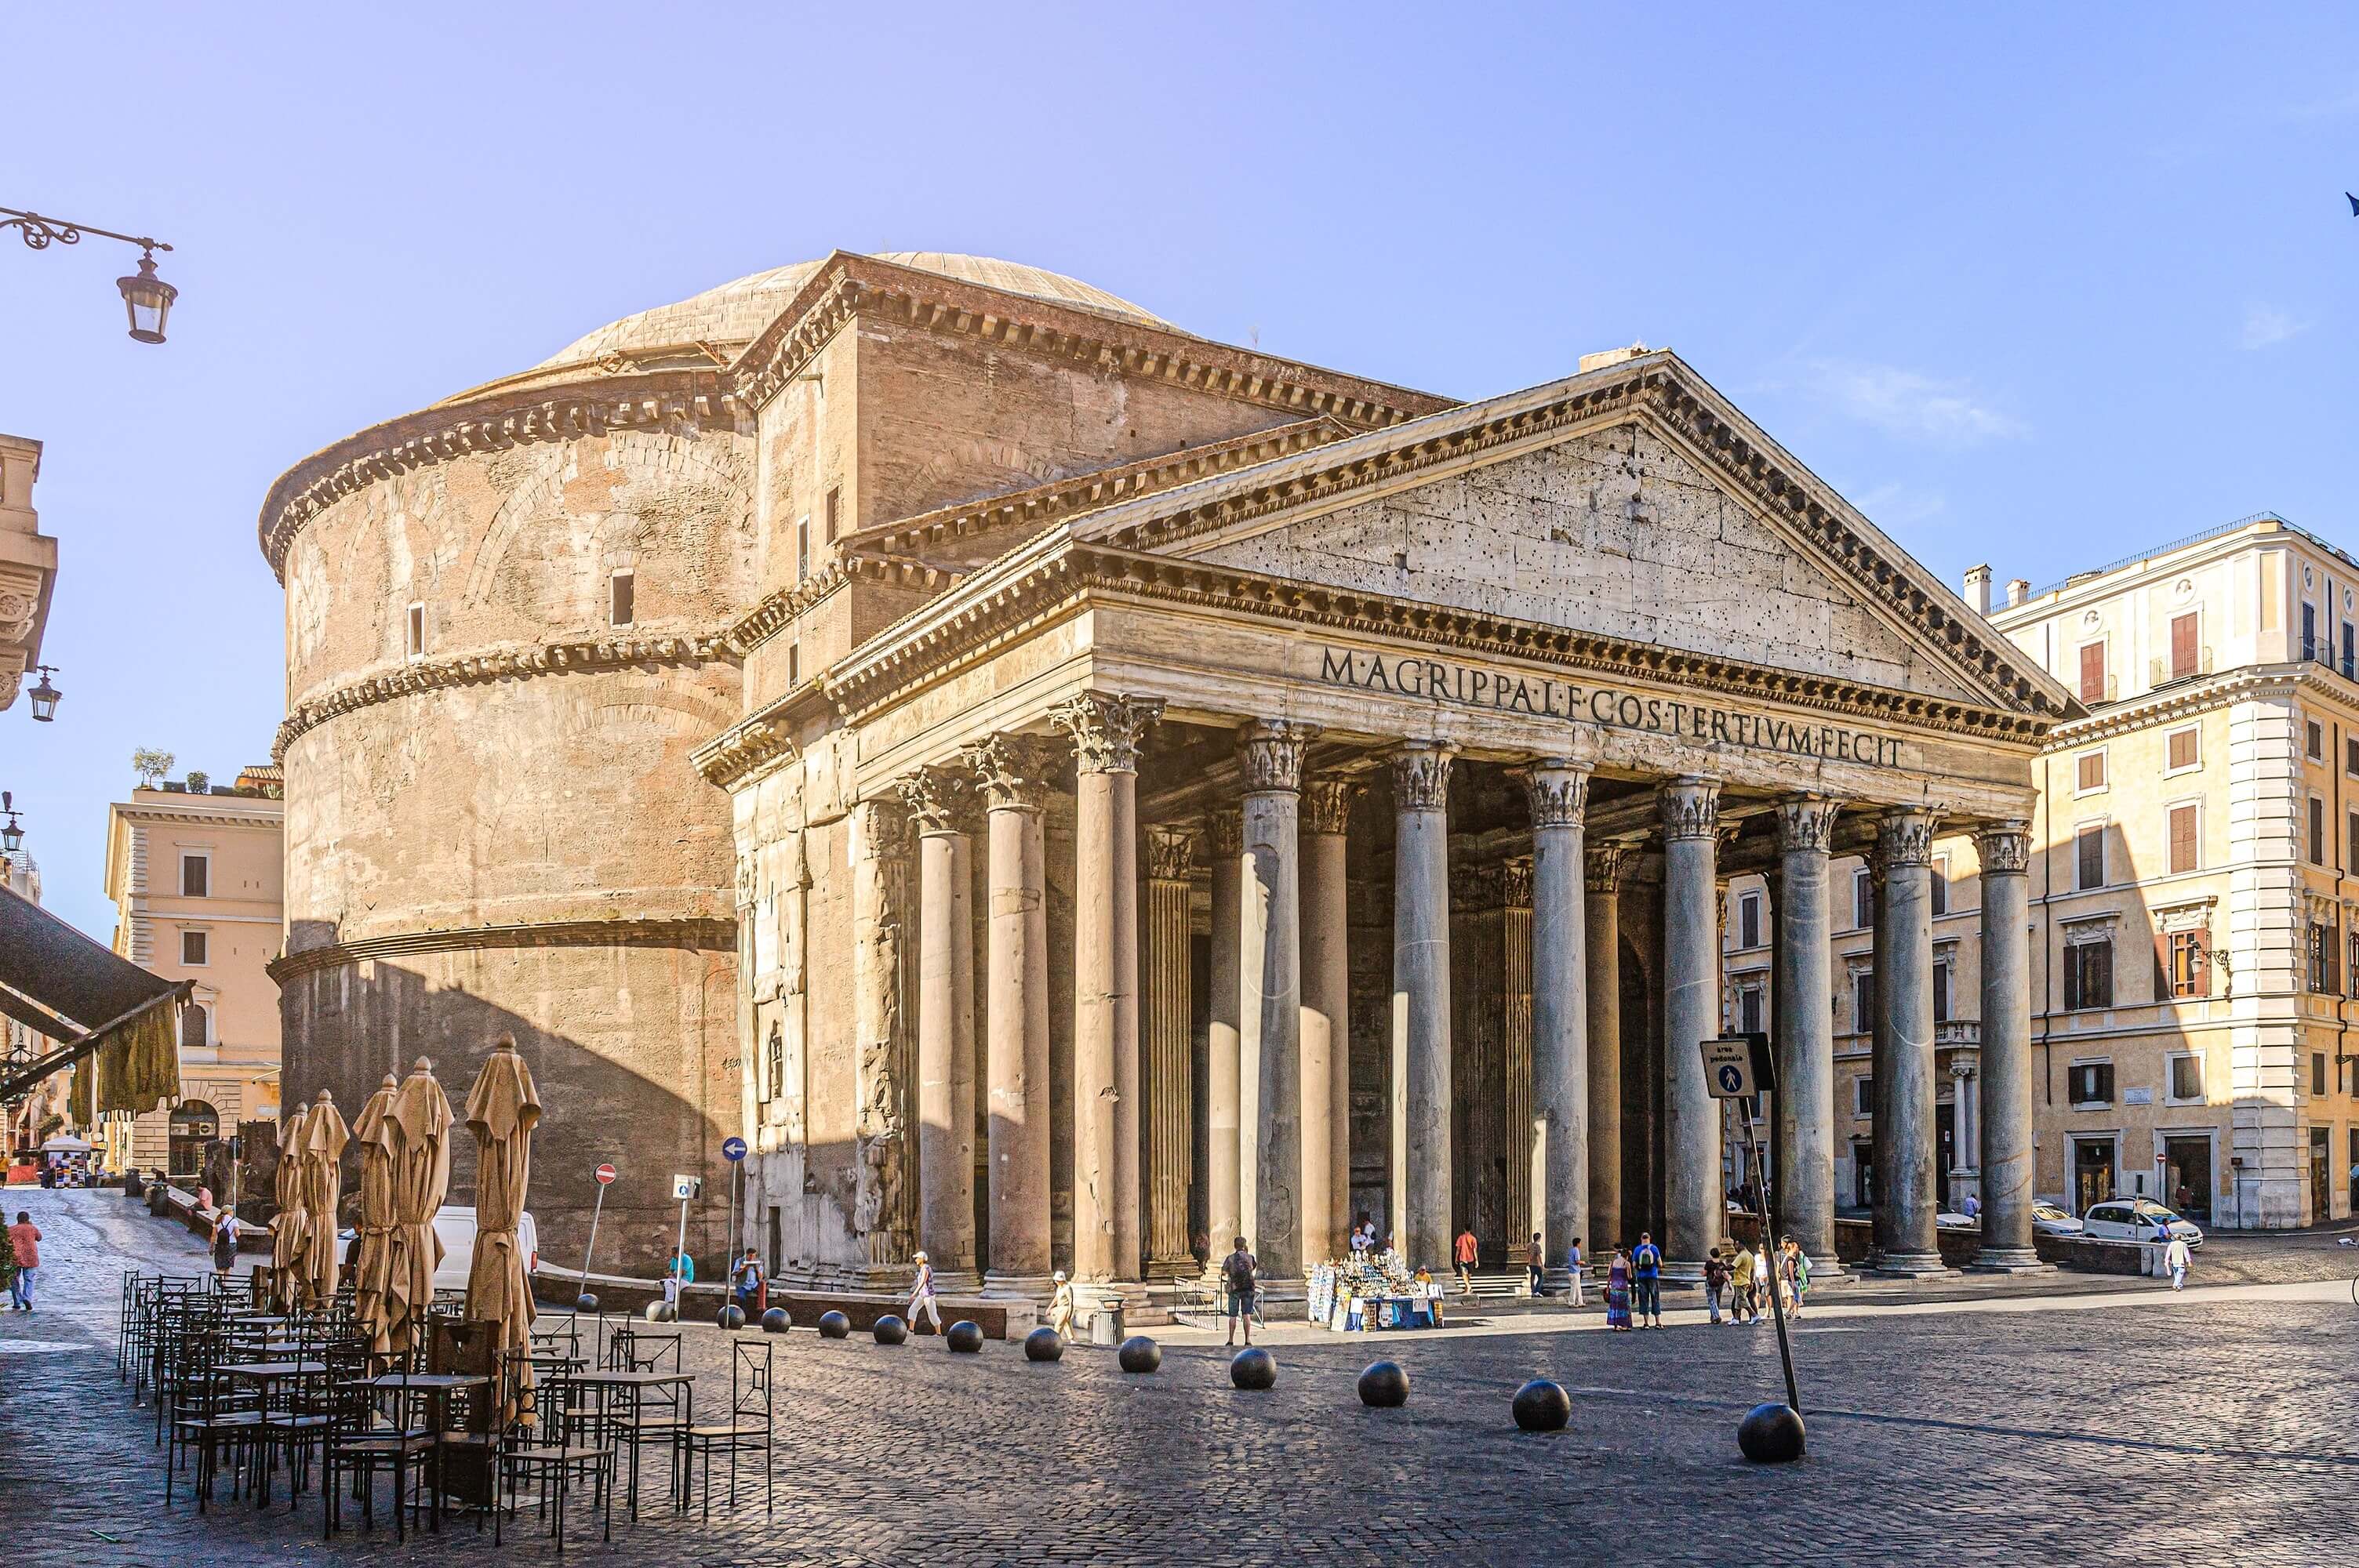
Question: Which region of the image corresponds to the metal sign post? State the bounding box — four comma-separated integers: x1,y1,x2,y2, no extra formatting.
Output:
1702,1033,1801,1416
575,1162,617,1318
668,1172,702,1312
721,1136,748,1293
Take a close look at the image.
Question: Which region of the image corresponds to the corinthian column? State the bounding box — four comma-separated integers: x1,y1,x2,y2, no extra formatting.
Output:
1522,760,1589,1288
961,733,1061,1294
1585,841,1627,1252
1203,808,1243,1275
1238,720,1313,1280
1501,855,1536,1259
851,797,913,1274
1972,821,2045,1271
1052,692,1162,1288
1143,822,1198,1277
1658,777,1724,1275
1302,775,1360,1265
1390,741,1456,1270
900,767,978,1287
1773,794,1842,1280
1875,808,1950,1276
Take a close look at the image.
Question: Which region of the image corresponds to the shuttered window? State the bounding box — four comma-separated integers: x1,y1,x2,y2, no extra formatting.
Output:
2168,727,2200,771
2161,929,2209,1000
2064,942,2114,1011
2167,804,2198,875
2309,796,2326,865
2169,612,2199,680
2078,641,2106,702
2077,826,2105,889
2077,751,2106,792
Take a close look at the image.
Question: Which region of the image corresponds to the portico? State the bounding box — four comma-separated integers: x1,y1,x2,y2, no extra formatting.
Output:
701,345,2073,1299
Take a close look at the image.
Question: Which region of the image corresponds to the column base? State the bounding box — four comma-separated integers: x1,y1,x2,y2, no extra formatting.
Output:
1145,1253,1202,1281
1800,1251,1846,1282
925,1268,983,1296
980,1271,1054,1301
1965,1247,2051,1275
1657,1259,1707,1285
1865,1250,1957,1279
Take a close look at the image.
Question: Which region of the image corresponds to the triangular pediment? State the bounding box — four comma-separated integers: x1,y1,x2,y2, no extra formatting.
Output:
1068,353,2072,719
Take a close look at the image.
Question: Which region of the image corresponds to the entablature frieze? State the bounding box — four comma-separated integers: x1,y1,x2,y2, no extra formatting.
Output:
266,915,737,982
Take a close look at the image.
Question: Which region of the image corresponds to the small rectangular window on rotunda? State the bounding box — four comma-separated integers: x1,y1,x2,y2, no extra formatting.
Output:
406,602,424,659
610,570,635,628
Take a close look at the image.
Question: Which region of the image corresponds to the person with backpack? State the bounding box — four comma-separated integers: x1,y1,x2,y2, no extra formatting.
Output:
1221,1236,1259,1347
1703,1247,1730,1325
1629,1232,1663,1328
210,1208,240,1282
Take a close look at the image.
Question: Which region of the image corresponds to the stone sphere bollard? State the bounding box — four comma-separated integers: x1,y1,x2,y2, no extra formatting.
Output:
1024,1326,1064,1362
1511,1377,1572,1432
1117,1335,1162,1374
1737,1402,1807,1463
644,1299,678,1324
873,1314,909,1345
1357,1360,1410,1408
717,1304,747,1330
1229,1346,1277,1390
760,1306,791,1334
816,1310,852,1340
575,1293,599,1315
946,1319,985,1354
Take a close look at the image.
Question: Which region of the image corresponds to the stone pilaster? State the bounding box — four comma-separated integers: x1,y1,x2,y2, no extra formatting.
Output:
1238,720,1313,1280
1658,776,1723,1276
901,767,979,1287
851,797,914,1276
1203,808,1244,1275
1390,741,1456,1270
1500,854,1536,1265
1874,808,1951,1276
1051,693,1162,1287
961,733,1062,1294
1301,775,1360,1264
1772,795,1843,1279
1584,840,1627,1254
1143,822,1198,1277
1521,760,1589,1287
1971,821,2045,1271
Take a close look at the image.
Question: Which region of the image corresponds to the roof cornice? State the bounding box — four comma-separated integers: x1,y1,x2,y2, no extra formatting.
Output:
729,252,1452,429
719,553,963,659
692,683,828,790
256,368,752,582
110,800,284,831
2043,660,2359,749
267,915,736,982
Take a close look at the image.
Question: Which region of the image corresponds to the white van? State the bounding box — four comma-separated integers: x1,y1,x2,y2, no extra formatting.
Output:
338,1206,540,1293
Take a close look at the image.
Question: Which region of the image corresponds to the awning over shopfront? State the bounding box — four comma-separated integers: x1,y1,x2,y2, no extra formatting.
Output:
0,881,186,1116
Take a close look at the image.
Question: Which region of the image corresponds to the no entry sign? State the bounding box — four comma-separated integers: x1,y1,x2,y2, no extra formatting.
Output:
594,1163,618,1185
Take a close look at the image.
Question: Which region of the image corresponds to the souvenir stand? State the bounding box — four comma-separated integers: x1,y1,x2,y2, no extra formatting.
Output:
1308,1251,1444,1331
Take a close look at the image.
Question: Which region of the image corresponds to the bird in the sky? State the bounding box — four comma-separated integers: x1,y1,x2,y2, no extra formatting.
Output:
2349,191,2358,216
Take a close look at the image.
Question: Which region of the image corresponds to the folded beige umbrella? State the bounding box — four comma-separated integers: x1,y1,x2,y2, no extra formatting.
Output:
299,1088,351,1311
383,1057,454,1362
271,1104,311,1312
463,1036,541,1426
348,1074,401,1355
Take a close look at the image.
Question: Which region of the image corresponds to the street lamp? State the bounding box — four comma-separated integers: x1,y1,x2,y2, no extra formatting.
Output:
26,666,59,723
1,793,21,856
2,206,177,344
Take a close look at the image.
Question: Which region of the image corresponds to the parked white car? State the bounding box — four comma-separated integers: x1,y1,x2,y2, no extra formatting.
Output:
336,1206,540,1292
2031,1202,2084,1237
2077,1198,2201,1249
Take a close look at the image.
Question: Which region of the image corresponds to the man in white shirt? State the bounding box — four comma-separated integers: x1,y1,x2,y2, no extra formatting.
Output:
2162,1232,2193,1290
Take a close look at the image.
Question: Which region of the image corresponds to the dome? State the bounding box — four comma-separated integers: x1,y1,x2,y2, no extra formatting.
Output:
536,252,1174,372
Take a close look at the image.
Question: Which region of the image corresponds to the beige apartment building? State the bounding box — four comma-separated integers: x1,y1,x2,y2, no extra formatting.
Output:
1726,514,2359,1231
102,765,285,1179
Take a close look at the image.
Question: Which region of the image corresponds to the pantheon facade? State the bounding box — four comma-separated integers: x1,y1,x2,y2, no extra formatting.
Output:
263,252,2074,1287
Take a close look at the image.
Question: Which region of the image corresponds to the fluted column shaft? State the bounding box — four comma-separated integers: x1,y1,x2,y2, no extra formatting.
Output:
1585,844,1627,1252
1772,796,1842,1277
1876,808,1947,1274
963,735,1059,1289
1659,777,1724,1273
1053,694,1161,1287
1391,742,1456,1269
1525,761,1590,1287
903,770,978,1279
1205,810,1243,1265
1302,777,1359,1265
1238,721,1313,1279
1973,822,2041,1269
1143,824,1198,1276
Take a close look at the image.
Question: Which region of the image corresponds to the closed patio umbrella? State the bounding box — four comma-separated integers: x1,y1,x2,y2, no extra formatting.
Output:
271,1104,311,1312
463,1035,541,1425
383,1057,453,1361
349,1073,400,1354
299,1088,350,1311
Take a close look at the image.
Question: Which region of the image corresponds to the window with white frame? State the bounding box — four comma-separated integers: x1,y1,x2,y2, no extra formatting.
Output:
1734,979,1765,1034
1737,891,1761,950
2307,718,2325,761
2166,725,2201,773
1930,854,1949,916
2167,1052,2204,1103
2076,824,2106,890
405,602,425,659
180,929,209,966
2075,749,2107,793
1850,968,1875,1034
1853,1076,1874,1117
2167,802,2198,876
2067,1058,2115,1108
1852,868,1874,931
2309,795,2327,866
180,851,209,898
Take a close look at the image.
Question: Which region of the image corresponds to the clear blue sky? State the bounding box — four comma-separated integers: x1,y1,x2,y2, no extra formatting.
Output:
3,3,2354,942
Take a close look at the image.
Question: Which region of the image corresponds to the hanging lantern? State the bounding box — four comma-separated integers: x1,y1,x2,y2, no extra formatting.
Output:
116,251,176,344
27,667,59,723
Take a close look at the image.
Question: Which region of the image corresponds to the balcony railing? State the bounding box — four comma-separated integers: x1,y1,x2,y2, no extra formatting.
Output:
2298,637,2357,681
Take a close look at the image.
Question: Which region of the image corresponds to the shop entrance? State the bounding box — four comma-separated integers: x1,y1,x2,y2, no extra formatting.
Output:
2162,1136,2213,1222
2310,1128,2331,1222
168,1101,219,1183
2072,1136,2116,1215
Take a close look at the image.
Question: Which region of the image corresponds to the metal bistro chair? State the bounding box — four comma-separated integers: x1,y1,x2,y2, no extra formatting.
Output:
321,1374,437,1541
676,1338,775,1519
165,1359,263,1512
500,1352,615,1553
605,1325,682,1374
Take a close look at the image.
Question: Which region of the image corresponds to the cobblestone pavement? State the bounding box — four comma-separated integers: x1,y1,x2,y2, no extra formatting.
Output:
4,1191,2356,1566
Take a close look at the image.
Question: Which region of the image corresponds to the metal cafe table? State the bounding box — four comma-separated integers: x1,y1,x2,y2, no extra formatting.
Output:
568,1368,694,1518
220,1360,327,1508
363,1370,493,1530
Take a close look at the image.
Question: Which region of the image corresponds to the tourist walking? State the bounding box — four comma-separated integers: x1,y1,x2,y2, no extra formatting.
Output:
1731,1241,1757,1323
1782,1237,1811,1317
1564,1237,1586,1308
1454,1224,1479,1298
1221,1237,1258,1347
1049,1270,1078,1338
6,1210,38,1312
1703,1247,1730,1325
1605,1247,1633,1331
1629,1232,1663,1327
907,1249,943,1330
2163,1231,2192,1290
1525,1232,1546,1297
210,1208,240,1282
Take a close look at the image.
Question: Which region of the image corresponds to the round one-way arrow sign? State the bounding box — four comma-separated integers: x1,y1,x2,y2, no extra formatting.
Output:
722,1135,748,1163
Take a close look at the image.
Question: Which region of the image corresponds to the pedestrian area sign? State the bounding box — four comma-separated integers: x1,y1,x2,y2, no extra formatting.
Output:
1701,1035,1761,1099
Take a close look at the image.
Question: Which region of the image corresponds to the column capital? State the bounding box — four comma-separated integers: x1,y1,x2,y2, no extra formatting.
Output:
1302,775,1363,836
1051,692,1165,774
1237,719,1317,793
1517,758,1590,828
1499,855,1533,910
1877,807,1940,868
1389,741,1456,811
1207,807,1244,858
1586,838,1632,894
1144,822,1199,882
959,733,1063,812
898,766,976,837
1656,776,1721,841
1974,819,2033,876
851,796,910,860
1774,794,1843,855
